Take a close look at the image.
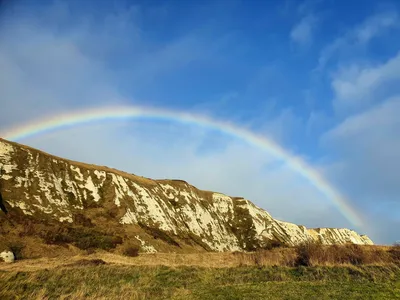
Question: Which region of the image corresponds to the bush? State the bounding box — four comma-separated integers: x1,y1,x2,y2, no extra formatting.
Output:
40,225,123,250
73,214,94,227
19,219,37,236
263,240,284,250
294,242,389,266
341,244,369,265
73,233,122,250
7,241,24,260
122,244,140,257
69,259,107,267
40,226,72,245
389,243,400,264
295,241,323,266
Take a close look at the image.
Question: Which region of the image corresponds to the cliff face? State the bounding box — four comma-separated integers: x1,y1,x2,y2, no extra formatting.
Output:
0,138,373,253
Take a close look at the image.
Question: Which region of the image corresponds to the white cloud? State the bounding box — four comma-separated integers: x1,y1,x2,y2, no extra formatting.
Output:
290,14,317,46
355,11,399,43
305,110,331,137
326,97,400,140
318,22,400,242
318,11,399,69
331,52,400,114
258,107,304,145
321,97,400,243
0,5,124,128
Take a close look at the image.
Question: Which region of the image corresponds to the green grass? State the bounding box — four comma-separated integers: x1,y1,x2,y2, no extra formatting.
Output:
1,265,399,299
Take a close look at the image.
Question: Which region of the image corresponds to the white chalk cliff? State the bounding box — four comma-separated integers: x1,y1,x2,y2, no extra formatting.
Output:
0,138,373,252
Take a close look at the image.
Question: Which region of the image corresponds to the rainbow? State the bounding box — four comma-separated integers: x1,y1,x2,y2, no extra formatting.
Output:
0,105,363,227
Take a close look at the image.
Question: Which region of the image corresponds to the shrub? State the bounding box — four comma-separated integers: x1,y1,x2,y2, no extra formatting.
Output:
40,226,72,245
69,259,107,267
389,243,400,264
231,205,259,251
263,240,284,250
73,214,94,227
251,250,263,267
19,219,37,236
122,244,140,257
293,242,390,266
295,241,324,266
7,241,24,260
73,233,122,250
341,244,367,265
232,248,296,267
86,248,96,255
40,226,123,250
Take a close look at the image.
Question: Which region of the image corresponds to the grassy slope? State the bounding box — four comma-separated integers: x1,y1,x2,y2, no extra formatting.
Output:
1,264,399,299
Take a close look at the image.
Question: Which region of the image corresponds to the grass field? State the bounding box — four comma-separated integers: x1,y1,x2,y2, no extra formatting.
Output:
1,263,399,299
1,244,399,299
1,250,400,300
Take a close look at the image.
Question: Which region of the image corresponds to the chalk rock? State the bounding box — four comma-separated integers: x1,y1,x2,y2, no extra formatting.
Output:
0,138,374,251
0,251,15,263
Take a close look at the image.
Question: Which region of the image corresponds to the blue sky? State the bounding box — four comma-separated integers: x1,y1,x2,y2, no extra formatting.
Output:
1,0,400,244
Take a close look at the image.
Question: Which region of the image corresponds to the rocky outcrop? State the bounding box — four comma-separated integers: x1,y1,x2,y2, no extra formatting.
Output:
0,138,373,252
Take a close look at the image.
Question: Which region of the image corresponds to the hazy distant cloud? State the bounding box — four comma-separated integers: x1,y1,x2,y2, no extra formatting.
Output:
305,110,331,137
0,1,230,124
0,2,128,127
290,14,317,46
314,10,400,242
319,39,400,242
319,11,399,70
318,11,399,69
258,107,304,145
321,97,400,243
355,11,399,43
331,52,400,114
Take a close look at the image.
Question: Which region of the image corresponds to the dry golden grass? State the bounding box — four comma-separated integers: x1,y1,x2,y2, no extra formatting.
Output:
1,244,398,273
294,243,396,267
1,243,399,300
1,262,399,300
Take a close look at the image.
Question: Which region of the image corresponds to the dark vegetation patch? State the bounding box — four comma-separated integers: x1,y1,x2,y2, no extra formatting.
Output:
138,222,180,247
73,213,94,227
294,242,393,267
231,203,259,251
67,259,107,267
262,239,285,250
40,225,123,250
389,243,400,264
183,233,213,251
5,241,24,260
122,244,140,257
82,200,102,209
0,191,8,214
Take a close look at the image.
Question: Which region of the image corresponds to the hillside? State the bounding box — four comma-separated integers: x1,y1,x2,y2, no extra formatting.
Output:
0,138,372,257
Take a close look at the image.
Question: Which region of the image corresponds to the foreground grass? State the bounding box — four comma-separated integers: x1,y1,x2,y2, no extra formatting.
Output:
1,264,399,299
